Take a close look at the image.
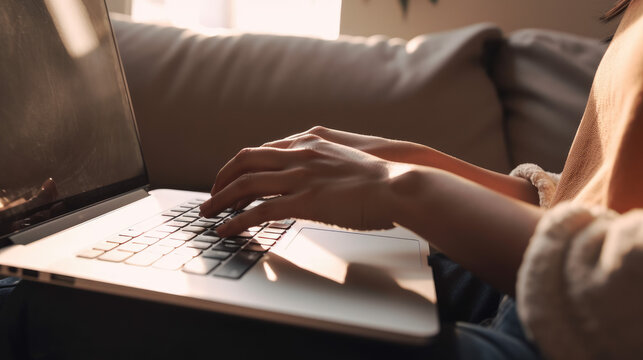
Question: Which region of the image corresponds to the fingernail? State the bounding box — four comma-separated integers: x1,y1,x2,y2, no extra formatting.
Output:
199,199,211,217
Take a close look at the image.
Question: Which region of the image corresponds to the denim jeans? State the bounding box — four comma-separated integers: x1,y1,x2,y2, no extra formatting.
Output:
0,254,540,359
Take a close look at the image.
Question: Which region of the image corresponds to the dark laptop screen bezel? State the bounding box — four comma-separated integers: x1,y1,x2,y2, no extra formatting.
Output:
0,1,149,245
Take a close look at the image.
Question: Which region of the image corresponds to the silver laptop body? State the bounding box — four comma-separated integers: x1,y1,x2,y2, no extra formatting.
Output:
0,0,438,345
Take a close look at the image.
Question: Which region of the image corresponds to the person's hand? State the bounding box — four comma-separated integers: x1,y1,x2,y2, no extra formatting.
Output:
264,127,539,205
265,126,428,165
199,135,400,237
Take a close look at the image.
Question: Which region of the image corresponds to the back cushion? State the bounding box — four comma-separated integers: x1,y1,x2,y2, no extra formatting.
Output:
492,29,607,172
112,18,509,190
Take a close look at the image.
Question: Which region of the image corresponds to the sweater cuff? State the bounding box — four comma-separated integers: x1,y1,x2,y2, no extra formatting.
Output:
510,163,560,208
516,202,643,360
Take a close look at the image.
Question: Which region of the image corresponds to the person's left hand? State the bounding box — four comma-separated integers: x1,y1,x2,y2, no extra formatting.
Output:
199,134,400,237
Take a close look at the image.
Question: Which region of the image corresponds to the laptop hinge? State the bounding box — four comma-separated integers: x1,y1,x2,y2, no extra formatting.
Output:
8,188,149,246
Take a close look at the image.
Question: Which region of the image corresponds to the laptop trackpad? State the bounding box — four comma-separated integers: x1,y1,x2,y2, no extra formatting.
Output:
282,228,422,284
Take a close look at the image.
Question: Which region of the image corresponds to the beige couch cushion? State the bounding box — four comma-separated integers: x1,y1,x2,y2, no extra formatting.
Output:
492,29,606,172
112,18,509,191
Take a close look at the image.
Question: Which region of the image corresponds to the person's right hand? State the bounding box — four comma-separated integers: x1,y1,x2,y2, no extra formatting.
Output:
274,127,539,205
262,126,433,166
200,135,402,237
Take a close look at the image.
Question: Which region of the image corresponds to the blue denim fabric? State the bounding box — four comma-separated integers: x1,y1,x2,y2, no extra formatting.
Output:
0,256,540,359
424,254,541,360
0,277,20,313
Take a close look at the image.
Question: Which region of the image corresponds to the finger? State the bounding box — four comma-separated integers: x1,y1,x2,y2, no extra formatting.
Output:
232,198,255,211
202,168,304,218
261,134,322,150
212,147,304,195
261,131,311,149
215,195,299,237
261,138,292,149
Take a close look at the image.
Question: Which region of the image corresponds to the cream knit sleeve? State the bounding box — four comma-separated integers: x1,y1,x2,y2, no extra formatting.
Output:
516,203,643,360
510,163,560,208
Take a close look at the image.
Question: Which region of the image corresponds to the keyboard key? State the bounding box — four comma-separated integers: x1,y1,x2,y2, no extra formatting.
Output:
154,225,179,233
106,235,132,244
250,238,276,246
202,229,220,237
93,241,119,251
212,242,242,252
98,250,133,263
247,226,264,232
213,251,263,279
256,232,281,240
202,249,232,260
182,213,199,219
174,216,194,223
119,229,143,237
157,239,185,248
147,244,175,255
183,257,220,275
162,211,178,218
165,220,187,228
77,249,104,259
262,228,286,235
153,254,193,270
191,221,214,228
178,204,194,210
132,237,159,245
188,201,204,206
117,242,148,253
182,226,206,233
186,240,212,250
125,252,163,267
223,237,249,246
267,219,295,229
144,230,170,239
192,234,220,244
197,218,218,224
170,207,187,213
172,246,202,257
244,243,271,253
169,231,197,241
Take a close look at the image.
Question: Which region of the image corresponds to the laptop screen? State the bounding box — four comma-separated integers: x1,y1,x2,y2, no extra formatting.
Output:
0,1,147,241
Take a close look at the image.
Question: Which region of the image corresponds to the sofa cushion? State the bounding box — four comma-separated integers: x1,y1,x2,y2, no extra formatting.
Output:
492,29,607,173
112,17,509,190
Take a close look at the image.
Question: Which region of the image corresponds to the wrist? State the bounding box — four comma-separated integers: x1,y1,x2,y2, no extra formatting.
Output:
383,163,439,228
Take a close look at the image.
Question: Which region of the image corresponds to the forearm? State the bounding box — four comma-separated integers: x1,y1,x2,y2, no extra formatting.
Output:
372,141,540,205
386,166,543,294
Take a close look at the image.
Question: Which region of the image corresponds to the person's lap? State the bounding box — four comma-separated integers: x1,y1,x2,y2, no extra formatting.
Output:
0,254,540,359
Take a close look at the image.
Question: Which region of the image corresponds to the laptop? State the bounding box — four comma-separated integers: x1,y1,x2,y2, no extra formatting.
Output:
0,0,438,345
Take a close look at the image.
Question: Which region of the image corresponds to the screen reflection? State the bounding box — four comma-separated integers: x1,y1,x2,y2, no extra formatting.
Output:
0,1,146,239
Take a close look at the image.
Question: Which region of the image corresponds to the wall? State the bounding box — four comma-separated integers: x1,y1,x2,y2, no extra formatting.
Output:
340,0,619,40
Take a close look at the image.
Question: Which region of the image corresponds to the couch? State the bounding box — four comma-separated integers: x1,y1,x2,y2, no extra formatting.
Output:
110,16,607,192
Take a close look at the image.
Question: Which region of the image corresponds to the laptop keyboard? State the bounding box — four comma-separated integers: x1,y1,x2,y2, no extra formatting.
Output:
76,199,295,279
